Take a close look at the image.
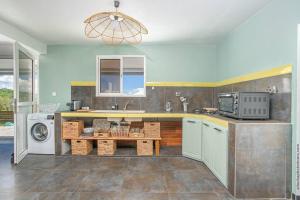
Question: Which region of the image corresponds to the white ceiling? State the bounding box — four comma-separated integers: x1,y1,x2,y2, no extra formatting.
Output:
0,0,271,45
0,43,13,58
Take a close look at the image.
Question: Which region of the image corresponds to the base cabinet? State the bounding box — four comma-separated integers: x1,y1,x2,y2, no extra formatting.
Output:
202,121,228,187
183,118,228,188
212,126,228,186
182,118,202,161
202,122,214,169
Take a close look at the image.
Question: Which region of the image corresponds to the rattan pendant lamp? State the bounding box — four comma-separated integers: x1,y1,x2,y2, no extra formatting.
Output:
84,0,148,45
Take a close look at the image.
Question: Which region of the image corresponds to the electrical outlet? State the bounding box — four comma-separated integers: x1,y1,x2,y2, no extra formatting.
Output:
266,86,278,94
52,92,57,97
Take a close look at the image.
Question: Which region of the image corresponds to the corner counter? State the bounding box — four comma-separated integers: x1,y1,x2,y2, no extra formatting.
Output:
59,111,230,127
55,111,292,199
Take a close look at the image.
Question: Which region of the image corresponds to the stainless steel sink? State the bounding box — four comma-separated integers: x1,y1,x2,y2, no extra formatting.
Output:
90,110,145,113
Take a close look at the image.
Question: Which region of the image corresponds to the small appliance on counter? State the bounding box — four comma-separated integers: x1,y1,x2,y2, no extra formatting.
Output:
218,92,270,119
199,108,218,115
66,100,81,111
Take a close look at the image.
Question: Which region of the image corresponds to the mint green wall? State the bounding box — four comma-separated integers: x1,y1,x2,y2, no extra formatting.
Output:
39,44,216,108
217,0,299,80
216,0,300,193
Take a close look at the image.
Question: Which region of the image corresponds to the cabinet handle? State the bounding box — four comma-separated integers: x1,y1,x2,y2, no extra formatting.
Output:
203,123,209,127
187,120,196,124
214,127,222,132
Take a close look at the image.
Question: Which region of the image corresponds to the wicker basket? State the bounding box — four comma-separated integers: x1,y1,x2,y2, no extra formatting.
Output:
93,119,111,130
111,126,129,137
144,122,160,138
129,132,145,138
129,128,144,138
137,140,153,156
97,140,116,156
71,139,93,155
63,120,84,139
94,131,110,138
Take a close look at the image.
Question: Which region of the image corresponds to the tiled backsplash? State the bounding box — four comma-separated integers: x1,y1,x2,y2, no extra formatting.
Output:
71,74,291,122
71,86,214,113
213,74,291,122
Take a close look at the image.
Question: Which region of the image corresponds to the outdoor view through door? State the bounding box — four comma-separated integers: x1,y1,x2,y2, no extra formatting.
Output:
0,46,14,138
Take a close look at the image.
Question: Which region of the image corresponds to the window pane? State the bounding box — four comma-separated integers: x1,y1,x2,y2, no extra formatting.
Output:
19,51,33,102
100,59,121,93
0,74,13,111
123,57,144,96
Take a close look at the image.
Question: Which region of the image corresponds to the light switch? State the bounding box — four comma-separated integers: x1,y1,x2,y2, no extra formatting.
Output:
52,92,57,97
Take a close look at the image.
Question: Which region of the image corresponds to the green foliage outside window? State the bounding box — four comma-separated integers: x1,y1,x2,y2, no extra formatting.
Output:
0,88,13,111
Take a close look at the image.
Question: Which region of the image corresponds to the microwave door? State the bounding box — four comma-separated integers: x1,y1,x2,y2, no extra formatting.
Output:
219,95,235,113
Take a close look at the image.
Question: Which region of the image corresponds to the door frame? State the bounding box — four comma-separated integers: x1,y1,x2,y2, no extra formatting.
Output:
296,24,300,196
13,42,39,164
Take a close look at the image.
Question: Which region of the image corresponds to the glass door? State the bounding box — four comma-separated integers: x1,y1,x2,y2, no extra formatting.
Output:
13,42,36,164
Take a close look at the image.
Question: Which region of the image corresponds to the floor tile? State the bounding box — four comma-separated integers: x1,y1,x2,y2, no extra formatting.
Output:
38,192,81,200
27,169,89,192
160,157,199,171
77,169,126,192
78,192,121,200
122,170,167,193
0,169,45,193
168,192,220,200
128,157,162,172
165,170,217,193
121,192,169,200
16,155,67,170
0,192,40,200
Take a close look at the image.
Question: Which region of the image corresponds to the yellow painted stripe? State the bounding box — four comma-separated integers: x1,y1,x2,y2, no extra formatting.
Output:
70,64,292,87
71,81,96,86
60,112,229,128
215,64,292,87
145,82,216,87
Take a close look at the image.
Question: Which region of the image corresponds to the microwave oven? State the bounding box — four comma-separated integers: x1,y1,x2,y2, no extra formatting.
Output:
217,92,270,119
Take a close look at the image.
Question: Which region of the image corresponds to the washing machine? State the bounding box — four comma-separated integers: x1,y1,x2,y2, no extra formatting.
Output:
27,113,55,154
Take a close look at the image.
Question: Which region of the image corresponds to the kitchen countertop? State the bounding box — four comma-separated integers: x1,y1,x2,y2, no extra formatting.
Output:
58,111,289,128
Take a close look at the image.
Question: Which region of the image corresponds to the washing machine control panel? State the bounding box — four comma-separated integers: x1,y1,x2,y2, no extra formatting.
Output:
47,115,54,120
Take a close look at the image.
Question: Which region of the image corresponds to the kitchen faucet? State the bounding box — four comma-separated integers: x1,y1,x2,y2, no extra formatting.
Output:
180,96,189,113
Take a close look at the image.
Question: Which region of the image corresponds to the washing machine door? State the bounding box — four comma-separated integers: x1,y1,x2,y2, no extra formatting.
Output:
31,123,49,142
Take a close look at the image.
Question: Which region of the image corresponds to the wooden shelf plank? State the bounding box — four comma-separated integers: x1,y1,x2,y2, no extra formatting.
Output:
63,137,162,140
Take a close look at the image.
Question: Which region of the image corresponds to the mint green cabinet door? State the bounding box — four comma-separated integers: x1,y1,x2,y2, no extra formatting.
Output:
202,121,228,188
182,118,202,161
212,126,228,187
202,122,211,166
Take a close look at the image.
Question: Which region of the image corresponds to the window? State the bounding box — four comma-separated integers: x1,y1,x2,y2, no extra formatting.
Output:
19,51,34,102
96,55,145,97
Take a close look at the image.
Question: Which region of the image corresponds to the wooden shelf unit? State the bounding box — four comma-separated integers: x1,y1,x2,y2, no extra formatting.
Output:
64,136,162,156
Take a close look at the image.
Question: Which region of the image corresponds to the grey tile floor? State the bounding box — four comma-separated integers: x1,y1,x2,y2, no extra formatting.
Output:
0,143,235,200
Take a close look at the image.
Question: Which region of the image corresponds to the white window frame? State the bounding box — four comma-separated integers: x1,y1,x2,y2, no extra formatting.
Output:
96,55,146,97
16,45,39,109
